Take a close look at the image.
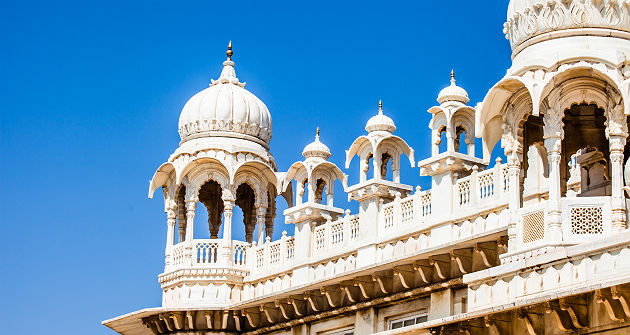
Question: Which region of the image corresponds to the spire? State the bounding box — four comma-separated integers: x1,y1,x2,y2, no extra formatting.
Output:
211,41,245,87
450,70,456,85
226,40,233,61
378,99,383,115
316,127,320,140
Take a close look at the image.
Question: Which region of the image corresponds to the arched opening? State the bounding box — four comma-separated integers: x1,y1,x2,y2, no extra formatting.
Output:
176,185,186,243
455,126,467,154
235,183,256,242
364,153,373,180
438,126,447,153
315,178,327,205
300,178,309,204
380,152,392,180
521,114,545,205
198,180,224,239
561,103,610,197
265,188,276,239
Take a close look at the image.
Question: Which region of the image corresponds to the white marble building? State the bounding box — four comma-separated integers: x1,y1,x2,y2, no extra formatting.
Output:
104,1,630,334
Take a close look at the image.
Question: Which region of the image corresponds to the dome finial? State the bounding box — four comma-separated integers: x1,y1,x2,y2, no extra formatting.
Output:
226,41,233,61
450,69,456,85
303,127,331,160
378,99,383,114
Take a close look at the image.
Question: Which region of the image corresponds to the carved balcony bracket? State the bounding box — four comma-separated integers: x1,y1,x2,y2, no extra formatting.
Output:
429,254,451,280
596,289,627,322
393,265,415,289
354,276,374,299
413,259,434,284
450,248,473,275
372,272,393,294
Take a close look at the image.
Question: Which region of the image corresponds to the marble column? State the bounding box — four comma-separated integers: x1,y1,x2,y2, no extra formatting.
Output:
222,199,234,242
185,200,196,242
543,108,565,242
507,155,521,252
256,206,267,245
544,136,563,241
610,135,627,231
164,204,177,268
166,206,177,249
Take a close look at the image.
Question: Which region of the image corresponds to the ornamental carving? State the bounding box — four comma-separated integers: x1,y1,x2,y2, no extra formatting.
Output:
605,103,628,138
543,108,565,139
542,2,565,29
178,118,272,144
504,0,630,50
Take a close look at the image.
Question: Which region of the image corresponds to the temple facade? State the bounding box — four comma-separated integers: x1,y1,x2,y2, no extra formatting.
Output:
104,1,630,334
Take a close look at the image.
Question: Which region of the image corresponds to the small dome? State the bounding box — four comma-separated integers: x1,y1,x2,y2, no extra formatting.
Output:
365,100,396,133
437,71,469,105
178,42,272,145
302,128,331,160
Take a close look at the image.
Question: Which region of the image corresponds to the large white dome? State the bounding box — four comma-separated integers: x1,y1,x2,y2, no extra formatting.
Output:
178,45,272,145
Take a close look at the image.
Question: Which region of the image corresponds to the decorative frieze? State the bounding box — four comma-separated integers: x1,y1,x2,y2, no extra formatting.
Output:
504,0,630,51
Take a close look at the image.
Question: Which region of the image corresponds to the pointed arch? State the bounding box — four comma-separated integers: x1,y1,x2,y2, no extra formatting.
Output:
345,135,376,169
148,162,176,199
478,77,534,163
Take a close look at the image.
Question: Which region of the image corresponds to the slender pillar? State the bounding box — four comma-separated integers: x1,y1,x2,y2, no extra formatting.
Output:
507,153,521,252
166,207,177,248
164,204,177,268
610,135,627,231
543,108,565,242
544,136,563,241
184,199,196,266
185,200,196,242
256,206,267,244
373,150,381,180
222,199,234,242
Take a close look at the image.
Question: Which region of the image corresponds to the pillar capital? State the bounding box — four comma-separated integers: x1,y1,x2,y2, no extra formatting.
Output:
543,108,565,140
185,200,196,212
609,134,627,153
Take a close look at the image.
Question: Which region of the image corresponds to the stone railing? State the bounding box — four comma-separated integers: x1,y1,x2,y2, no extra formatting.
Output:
453,163,509,217
312,213,361,254
249,232,295,275
380,189,432,235
166,239,250,271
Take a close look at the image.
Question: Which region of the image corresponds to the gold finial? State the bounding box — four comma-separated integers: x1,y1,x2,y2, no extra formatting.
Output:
227,41,233,61
451,69,454,79
378,99,383,112
316,127,320,138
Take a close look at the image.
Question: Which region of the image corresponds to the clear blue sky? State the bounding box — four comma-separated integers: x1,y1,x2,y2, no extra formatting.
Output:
0,1,511,334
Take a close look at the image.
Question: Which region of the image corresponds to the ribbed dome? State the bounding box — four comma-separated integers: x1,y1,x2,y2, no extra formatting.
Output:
365,100,396,133
178,43,272,145
437,71,469,105
302,128,331,160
